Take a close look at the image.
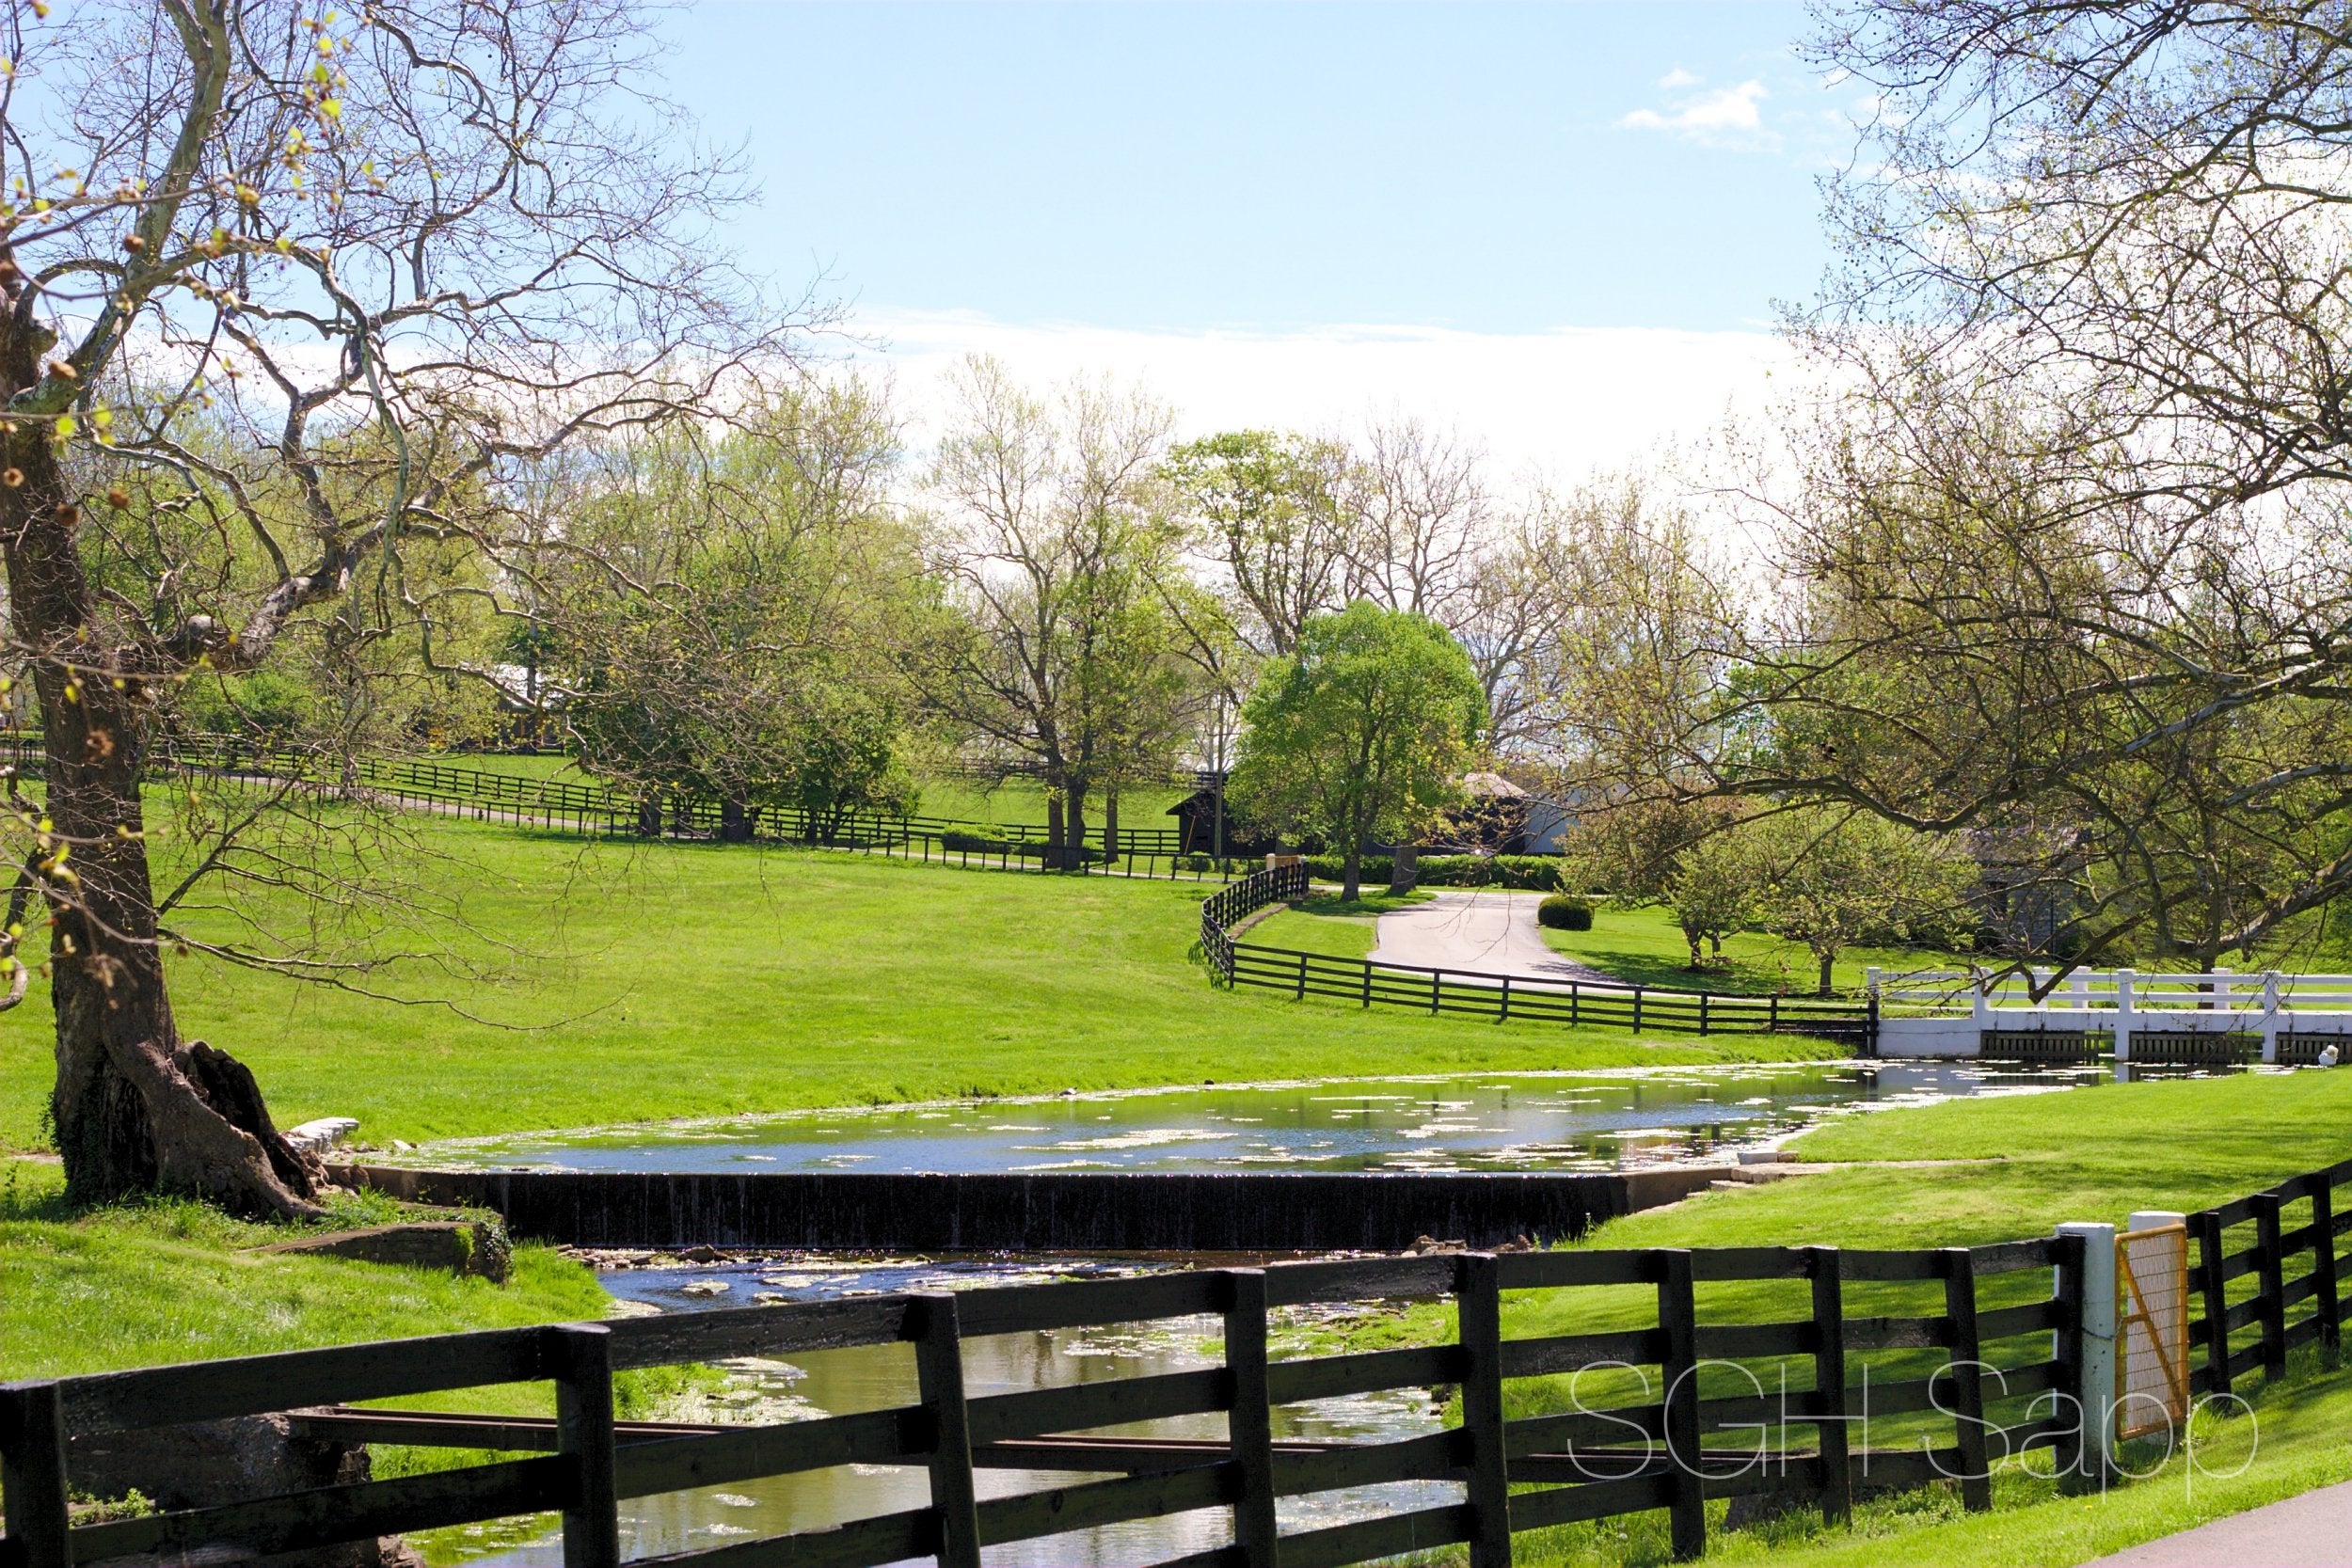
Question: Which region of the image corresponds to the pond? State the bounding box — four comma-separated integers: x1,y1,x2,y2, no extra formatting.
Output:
423,1059,2152,1566
412,1060,2108,1177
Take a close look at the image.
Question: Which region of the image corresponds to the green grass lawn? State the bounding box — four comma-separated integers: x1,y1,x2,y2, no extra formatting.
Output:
1248,890,1431,959
1538,901,1970,997
0,822,1821,1153
1398,1066,2352,1567
904,775,1192,831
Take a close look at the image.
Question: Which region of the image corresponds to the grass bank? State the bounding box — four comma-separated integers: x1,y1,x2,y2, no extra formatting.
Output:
0,822,1819,1153
1538,900,1966,995
1406,1066,2352,1566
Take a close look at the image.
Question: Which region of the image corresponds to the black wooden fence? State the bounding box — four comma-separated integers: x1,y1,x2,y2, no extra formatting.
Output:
1202,865,1877,1046
0,1238,2087,1568
0,736,1237,873
2190,1158,2351,1398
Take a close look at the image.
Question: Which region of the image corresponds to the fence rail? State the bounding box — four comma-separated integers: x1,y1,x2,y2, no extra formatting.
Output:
0,1233,2089,1568
0,736,1242,877
1201,865,1876,1045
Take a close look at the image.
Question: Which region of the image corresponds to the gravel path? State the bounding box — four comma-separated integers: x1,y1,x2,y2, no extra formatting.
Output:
1367,889,1617,984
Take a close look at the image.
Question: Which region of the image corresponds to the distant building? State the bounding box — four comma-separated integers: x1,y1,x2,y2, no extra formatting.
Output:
1167,789,1279,857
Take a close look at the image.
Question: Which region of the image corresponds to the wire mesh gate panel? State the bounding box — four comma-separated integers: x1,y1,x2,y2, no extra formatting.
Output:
2116,1223,2191,1440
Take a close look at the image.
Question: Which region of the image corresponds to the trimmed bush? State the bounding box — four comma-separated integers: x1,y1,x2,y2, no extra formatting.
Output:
1298,853,1564,890
1538,894,1595,931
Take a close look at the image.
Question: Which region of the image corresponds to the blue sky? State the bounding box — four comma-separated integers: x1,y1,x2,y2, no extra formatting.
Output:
663,2,1835,468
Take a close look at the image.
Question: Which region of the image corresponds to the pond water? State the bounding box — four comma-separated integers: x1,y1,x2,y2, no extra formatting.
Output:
415,1061,2107,1177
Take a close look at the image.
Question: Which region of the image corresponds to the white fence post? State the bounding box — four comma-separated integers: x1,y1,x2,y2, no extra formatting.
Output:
2113,968,2135,1062
2057,1221,2118,1481
1971,966,1994,1031
2262,971,2283,1064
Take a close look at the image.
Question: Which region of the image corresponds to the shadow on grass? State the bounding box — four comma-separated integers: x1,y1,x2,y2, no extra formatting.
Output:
1293,890,1435,918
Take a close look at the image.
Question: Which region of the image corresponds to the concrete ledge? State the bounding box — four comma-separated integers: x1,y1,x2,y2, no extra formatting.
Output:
335,1164,1769,1253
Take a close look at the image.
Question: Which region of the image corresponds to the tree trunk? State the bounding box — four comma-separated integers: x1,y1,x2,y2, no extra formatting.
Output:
1066,784,1088,871
1046,792,1066,869
1684,926,1705,970
1343,847,1362,902
719,796,752,843
0,419,324,1218
1817,949,1836,999
1389,845,1419,896
1104,788,1120,865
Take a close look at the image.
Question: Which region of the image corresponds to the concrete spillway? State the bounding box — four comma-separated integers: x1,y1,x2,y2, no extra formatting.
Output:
340,1164,1763,1251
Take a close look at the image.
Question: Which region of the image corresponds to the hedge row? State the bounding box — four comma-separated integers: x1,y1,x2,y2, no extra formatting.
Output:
1297,853,1563,891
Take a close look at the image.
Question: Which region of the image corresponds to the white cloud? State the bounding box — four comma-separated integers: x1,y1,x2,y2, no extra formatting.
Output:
843,309,1798,483
1619,78,1775,150
1658,67,1703,90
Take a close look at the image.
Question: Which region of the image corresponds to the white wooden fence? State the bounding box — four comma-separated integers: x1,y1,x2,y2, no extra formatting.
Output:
1866,966,2352,1061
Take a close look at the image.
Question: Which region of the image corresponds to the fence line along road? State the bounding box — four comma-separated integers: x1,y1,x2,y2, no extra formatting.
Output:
1203,863,1877,1047
8,1153,2345,1568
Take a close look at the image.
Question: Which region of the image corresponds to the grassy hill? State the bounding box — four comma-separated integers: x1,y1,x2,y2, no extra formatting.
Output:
0,820,1826,1153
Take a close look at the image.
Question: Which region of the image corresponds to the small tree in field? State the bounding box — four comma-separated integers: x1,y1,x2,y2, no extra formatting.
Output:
1229,604,1486,901
1755,810,1975,996
1666,830,1765,971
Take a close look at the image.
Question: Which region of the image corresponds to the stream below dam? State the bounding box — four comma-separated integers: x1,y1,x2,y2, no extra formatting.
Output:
415,1060,2171,1565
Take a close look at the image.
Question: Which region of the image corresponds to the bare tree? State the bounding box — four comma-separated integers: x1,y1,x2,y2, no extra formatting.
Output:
921,357,1187,864
0,1,809,1214
1339,418,1490,628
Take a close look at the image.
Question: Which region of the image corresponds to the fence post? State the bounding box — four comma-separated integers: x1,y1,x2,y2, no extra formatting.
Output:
1569,981,1580,1027
1454,1253,1513,1568
1222,1270,1279,1568
1431,971,1442,1016
2253,1193,2290,1380
2196,1208,2233,1396
549,1324,621,1568
1804,1246,1851,1525
2053,1223,2116,1485
1632,987,1644,1035
1362,961,1373,1008
2312,1172,2341,1349
1939,1249,1992,1512
2114,968,2136,1062
1699,991,1709,1037
1499,974,1511,1022
1656,1249,1706,1560
0,1381,72,1568
911,1293,983,1568
1296,952,1309,1001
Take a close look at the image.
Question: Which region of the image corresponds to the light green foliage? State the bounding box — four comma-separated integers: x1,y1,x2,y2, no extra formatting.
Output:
1535,899,1966,996
1159,429,1352,660
1664,827,1766,969
552,382,929,835
1753,808,1979,995
1229,603,1487,900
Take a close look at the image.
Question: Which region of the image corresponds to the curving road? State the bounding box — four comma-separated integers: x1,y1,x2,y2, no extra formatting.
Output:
1367,889,1616,984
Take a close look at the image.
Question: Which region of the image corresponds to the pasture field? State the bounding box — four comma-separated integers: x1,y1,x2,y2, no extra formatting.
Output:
0,821,1820,1155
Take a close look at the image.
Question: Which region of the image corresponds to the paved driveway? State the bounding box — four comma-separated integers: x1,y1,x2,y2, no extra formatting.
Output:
1367,889,1613,984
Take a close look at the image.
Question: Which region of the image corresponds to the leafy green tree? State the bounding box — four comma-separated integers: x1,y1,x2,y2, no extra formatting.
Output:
1666,830,1765,972
1230,604,1487,900
554,384,926,840
1753,809,1977,997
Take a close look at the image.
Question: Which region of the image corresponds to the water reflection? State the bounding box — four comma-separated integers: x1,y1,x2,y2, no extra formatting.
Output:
415,1062,2108,1178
